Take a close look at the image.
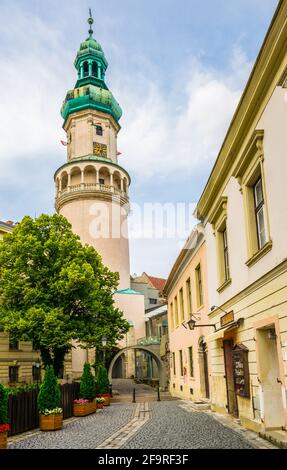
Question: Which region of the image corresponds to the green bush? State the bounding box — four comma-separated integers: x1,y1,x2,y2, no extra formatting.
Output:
96,365,110,394
80,363,96,401
7,384,39,396
38,365,61,413
0,383,9,424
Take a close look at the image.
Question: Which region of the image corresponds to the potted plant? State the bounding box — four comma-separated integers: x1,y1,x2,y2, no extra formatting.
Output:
73,363,97,417
38,365,63,431
96,397,105,409
0,384,9,449
96,365,111,406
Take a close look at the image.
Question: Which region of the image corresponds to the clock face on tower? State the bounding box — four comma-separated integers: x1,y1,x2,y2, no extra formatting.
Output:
93,142,107,158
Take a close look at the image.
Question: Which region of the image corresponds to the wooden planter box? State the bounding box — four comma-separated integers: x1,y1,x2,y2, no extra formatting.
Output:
39,413,63,431
97,393,111,406
73,401,97,417
0,432,7,449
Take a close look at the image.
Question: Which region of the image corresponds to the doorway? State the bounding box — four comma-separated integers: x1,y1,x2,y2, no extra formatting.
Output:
256,326,285,430
223,340,238,416
199,338,210,399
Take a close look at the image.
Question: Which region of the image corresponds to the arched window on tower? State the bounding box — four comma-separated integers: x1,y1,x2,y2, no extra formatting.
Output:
92,62,98,77
83,61,89,77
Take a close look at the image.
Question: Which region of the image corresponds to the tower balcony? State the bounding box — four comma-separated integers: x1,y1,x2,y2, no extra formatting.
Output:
54,158,130,212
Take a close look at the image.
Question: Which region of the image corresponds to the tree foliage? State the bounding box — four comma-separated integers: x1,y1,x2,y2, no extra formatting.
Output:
96,365,110,394
38,365,61,413
0,384,9,424
80,363,96,400
0,214,130,374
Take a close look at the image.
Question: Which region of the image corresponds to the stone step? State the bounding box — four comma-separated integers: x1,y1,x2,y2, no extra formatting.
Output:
259,429,287,449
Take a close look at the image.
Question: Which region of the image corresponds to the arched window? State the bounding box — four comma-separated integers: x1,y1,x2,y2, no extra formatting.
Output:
92,62,98,77
83,61,89,77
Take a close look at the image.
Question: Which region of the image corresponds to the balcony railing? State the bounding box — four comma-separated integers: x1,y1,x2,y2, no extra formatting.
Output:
137,336,160,346
58,183,128,199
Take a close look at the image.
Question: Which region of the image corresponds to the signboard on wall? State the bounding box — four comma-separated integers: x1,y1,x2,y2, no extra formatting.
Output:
220,311,234,328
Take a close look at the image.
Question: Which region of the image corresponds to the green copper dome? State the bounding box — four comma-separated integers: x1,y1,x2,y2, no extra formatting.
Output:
61,12,122,125
80,37,103,52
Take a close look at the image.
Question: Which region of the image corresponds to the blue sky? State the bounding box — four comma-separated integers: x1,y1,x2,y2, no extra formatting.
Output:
0,0,278,277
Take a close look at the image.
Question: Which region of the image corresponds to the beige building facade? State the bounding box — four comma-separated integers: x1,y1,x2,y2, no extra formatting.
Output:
164,225,212,401
196,1,287,434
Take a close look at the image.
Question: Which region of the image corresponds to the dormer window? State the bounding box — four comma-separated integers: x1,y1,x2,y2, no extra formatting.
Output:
96,125,103,136
92,62,98,77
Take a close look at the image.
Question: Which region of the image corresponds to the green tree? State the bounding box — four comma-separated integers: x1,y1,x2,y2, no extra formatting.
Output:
0,214,130,375
0,384,9,424
80,363,96,400
38,365,61,413
96,365,110,394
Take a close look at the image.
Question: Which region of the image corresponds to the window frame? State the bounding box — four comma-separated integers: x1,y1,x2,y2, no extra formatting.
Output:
179,350,184,377
186,278,192,317
188,346,194,378
195,264,204,308
179,288,184,322
253,177,267,251
172,352,176,376
9,366,19,383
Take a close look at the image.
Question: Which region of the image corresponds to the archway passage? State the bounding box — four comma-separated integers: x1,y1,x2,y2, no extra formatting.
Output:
108,346,167,389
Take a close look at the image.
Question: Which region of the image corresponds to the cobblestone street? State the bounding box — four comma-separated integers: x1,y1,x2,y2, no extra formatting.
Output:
8,399,277,450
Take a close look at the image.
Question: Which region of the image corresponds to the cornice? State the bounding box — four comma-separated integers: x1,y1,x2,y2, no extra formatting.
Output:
56,190,129,212
163,225,205,296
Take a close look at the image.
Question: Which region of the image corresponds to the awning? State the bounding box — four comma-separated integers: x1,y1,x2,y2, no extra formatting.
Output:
206,321,241,342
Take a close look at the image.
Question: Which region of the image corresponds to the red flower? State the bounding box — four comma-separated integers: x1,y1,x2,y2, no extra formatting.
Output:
0,423,10,433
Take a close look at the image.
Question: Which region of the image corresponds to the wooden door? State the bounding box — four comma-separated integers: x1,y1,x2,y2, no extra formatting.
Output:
223,340,238,416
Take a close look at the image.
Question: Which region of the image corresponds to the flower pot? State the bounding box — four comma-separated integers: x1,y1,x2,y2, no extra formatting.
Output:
73,401,97,417
0,431,7,449
39,413,63,431
97,402,104,409
97,393,110,406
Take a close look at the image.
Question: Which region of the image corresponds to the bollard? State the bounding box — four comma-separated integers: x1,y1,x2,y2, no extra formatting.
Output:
157,385,161,402
132,387,136,403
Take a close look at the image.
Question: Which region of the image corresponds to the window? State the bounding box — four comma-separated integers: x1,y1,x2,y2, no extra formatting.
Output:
169,302,174,330
174,296,179,327
222,228,230,282
179,288,184,322
234,130,272,266
172,353,176,376
9,340,19,351
186,279,192,317
96,125,103,136
9,366,19,383
254,177,267,250
179,350,184,377
149,298,157,305
32,365,41,382
92,62,98,77
195,264,203,308
83,61,89,77
189,347,194,377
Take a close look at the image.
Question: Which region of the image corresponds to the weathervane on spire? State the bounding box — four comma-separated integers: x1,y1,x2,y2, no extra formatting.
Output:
88,8,94,38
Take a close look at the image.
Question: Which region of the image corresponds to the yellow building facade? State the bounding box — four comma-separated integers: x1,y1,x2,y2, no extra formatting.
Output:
196,0,287,435
164,225,212,402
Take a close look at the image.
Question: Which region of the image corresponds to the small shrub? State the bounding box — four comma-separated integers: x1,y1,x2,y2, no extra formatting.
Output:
96,366,110,394
0,384,9,425
80,363,96,401
38,365,61,414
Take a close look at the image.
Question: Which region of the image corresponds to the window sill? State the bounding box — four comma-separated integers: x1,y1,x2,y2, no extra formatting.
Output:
245,240,273,268
217,278,232,294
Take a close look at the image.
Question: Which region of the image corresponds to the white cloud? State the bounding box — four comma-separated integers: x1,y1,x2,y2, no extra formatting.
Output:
115,48,252,181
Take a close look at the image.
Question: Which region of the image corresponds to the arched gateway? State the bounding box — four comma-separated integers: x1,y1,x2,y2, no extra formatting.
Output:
108,346,167,389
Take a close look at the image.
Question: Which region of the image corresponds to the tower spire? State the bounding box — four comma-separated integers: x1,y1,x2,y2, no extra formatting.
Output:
88,8,94,38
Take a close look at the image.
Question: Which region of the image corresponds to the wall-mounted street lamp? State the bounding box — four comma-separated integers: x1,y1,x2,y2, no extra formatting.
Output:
182,316,216,331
